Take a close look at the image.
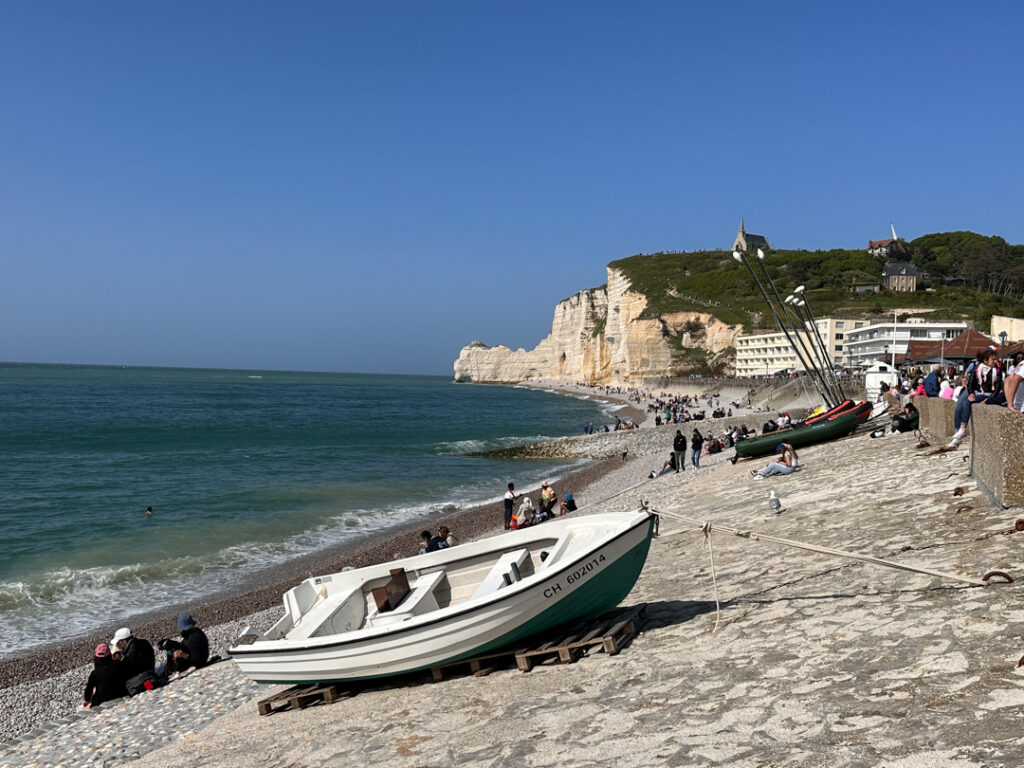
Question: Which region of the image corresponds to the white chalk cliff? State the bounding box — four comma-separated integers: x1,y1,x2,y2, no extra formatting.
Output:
453,266,742,386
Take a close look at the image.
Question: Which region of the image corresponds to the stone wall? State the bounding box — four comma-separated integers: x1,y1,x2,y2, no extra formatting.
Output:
912,395,1024,508
911,395,955,440
967,405,1024,508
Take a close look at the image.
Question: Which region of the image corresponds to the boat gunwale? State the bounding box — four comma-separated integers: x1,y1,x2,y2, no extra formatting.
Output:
230,511,655,657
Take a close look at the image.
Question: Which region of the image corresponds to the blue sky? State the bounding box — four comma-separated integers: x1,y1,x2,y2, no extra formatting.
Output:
2,2,1021,374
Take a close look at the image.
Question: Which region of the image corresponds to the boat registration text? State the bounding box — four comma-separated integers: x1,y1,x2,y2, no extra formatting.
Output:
543,554,606,598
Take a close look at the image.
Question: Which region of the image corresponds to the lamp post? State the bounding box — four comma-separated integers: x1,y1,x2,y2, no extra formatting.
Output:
1000,330,1008,349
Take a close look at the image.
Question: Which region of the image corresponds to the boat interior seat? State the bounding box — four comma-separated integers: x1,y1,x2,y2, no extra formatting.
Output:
369,569,448,626
283,580,320,627
537,532,577,570
289,583,366,639
471,548,531,600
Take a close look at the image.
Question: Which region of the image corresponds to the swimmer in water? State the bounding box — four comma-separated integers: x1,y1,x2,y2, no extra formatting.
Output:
146,506,153,516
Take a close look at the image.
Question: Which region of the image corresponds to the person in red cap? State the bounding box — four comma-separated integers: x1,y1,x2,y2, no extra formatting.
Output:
82,643,127,709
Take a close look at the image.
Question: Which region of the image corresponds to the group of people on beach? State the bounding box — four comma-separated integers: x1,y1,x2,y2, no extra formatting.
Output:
82,613,210,710
503,481,577,530
418,526,456,554
881,345,1024,448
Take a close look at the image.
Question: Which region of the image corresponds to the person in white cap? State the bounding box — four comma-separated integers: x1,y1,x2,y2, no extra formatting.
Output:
112,627,155,680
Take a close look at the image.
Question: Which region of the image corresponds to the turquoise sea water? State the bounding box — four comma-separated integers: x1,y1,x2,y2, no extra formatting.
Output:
0,364,620,657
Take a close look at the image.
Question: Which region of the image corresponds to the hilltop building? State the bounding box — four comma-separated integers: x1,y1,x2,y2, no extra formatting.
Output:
732,220,770,253
883,262,919,292
868,239,899,257
868,224,907,258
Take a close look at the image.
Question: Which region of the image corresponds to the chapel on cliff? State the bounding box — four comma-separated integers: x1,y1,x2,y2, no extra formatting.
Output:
732,220,770,253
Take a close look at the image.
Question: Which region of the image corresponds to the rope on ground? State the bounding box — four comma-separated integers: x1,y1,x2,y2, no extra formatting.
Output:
654,507,1000,588
700,522,722,633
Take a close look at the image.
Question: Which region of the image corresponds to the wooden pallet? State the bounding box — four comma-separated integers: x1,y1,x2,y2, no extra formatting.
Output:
429,647,528,682
257,682,354,716
257,604,649,713
429,604,649,680
515,603,648,672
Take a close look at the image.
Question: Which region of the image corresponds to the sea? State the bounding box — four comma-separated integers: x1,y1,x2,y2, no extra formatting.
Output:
0,363,623,659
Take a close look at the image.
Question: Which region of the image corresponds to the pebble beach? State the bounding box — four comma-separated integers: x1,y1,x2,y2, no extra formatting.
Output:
6,383,1022,768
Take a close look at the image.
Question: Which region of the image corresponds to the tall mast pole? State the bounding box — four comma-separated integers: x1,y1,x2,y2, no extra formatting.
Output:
750,250,837,407
734,251,834,407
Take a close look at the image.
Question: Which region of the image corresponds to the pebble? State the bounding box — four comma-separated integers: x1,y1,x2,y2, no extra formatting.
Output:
0,609,278,766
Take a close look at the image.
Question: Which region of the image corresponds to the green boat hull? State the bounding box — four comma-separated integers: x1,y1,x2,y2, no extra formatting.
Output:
734,411,860,460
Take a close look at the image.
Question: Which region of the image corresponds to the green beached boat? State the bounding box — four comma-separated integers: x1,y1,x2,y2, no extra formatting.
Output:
731,409,864,461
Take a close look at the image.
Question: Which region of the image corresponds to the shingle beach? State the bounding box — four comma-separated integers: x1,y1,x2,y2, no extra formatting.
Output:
3,389,1024,768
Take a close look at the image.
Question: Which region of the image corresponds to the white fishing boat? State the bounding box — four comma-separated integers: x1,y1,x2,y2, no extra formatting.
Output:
229,509,657,684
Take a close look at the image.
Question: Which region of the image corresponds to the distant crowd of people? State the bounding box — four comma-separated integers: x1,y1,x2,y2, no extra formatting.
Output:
83,613,211,710
880,346,1024,449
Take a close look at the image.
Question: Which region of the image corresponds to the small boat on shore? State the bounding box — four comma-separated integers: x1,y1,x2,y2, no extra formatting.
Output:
731,400,872,461
229,510,657,684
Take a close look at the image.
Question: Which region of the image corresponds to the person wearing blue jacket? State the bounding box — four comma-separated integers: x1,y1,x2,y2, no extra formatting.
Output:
923,366,941,397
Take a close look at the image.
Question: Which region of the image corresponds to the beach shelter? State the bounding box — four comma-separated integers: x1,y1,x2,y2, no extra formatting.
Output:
864,359,898,395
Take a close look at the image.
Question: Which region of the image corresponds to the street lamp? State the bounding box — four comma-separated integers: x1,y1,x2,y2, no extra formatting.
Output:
1000,330,1008,349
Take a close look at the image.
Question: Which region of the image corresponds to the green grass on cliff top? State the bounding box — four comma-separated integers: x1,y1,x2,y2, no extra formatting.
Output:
608,233,1024,331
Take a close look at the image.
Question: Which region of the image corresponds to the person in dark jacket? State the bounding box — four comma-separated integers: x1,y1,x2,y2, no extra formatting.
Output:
672,430,686,472
891,402,920,433
155,638,189,678
112,627,155,680
690,429,705,469
82,644,127,709
178,613,210,672
923,366,941,397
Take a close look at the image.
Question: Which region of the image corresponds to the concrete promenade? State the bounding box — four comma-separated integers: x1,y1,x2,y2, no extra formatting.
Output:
3,420,1023,768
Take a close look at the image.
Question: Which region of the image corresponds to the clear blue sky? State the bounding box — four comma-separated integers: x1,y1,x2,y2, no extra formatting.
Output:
2,2,1021,374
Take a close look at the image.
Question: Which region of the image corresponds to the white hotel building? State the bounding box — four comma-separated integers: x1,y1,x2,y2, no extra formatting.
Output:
841,319,967,368
734,317,865,376
734,317,968,374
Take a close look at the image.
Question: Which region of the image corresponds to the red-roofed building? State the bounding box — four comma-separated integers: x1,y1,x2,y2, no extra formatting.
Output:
902,328,997,365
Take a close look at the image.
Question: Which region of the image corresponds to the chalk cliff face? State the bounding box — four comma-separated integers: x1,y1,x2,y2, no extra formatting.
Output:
453,267,742,386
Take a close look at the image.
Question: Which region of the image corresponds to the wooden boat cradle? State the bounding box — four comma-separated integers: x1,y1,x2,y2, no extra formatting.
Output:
255,603,649,716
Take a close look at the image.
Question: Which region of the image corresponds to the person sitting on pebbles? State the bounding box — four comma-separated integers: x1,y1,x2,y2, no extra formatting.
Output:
82,643,127,709
175,613,209,676
111,626,155,680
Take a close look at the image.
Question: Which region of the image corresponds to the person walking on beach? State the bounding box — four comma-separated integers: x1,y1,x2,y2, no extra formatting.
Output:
503,483,519,530
690,429,705,469
672,430,686,472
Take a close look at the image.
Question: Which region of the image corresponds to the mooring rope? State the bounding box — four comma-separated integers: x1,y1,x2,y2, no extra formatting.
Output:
700,521,723,632
654,506,1009,587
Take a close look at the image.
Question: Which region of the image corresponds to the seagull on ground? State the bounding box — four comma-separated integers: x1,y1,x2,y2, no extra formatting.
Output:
768,489,782,513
